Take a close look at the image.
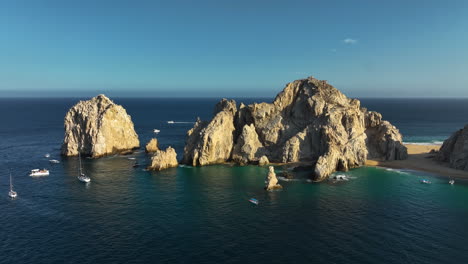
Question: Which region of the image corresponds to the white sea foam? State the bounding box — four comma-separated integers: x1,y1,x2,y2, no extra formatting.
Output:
403,141,443,145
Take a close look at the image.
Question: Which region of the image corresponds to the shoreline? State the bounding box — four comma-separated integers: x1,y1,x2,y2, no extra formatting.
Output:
366,143,468,179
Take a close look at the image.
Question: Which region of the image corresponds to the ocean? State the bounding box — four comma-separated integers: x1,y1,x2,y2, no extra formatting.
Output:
1,98,468,264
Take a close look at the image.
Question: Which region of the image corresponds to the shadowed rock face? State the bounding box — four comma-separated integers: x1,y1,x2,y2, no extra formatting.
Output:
61,94,140,157
437,125,468,171
182,77,407,181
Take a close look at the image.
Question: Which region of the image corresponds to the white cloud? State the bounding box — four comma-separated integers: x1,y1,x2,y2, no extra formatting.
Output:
343,38,358,44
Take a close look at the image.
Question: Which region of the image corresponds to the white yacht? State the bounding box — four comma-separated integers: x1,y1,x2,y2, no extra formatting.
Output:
167,121,175,124
77,151,91,183
153,129,161,133
30,169,50,176
49,159,60,164
8,173,17,198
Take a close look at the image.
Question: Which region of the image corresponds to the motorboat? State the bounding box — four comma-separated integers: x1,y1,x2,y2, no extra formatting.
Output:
332,174,348,181
44,153,50,158
420,179,431,184
153,129,161,133
49,159,60,164
8,173,17,198
77,151,91,183
167,121,175,124
249,198,259,205
449,179,455,185
30,169,49,176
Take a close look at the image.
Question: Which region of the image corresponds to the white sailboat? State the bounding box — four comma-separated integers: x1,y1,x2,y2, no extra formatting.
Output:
8,173,17,198
77,151,91,183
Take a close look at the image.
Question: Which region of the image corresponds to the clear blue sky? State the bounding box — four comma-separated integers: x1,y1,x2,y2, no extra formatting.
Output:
1,0,467,97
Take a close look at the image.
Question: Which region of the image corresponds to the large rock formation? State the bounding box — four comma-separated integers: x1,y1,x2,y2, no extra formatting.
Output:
61,94,140,157
147,147,179,171
265,166,282,190
182,99,237,166
436,125,468,171
182,77,407,181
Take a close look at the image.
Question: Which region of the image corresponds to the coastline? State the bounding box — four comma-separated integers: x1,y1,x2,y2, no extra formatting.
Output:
366,143,468,179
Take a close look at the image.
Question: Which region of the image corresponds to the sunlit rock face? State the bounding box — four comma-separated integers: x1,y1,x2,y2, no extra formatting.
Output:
61,94,140,157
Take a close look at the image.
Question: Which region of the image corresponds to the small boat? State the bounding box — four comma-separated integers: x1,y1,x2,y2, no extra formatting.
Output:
44,153,50,158
77,151,91,183
153,129,160,133
332,174,348,181
8,173,17,198
420,179,431,184
49,159,60,164
167,121,175,124
30,169,49,176
249,198,259,205
449,179,455,185
127,157,136,160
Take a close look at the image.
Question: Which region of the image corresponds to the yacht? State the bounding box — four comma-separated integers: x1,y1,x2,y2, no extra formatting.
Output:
30,169,50,176
153,129,161,133
49,159,60,164
167,121,175,124
8,173,17,198
77,151,91,183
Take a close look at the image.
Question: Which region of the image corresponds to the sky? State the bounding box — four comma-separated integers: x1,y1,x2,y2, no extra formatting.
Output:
0,0,467,98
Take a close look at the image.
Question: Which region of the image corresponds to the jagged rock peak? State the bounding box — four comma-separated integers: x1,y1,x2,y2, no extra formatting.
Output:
61,94,140,157
147,147,179,171
436,124,468,171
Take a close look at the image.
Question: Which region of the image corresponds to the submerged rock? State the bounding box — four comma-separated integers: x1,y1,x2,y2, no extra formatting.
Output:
147,147,179,171
61,94,140,157
265,166,282,190
437,124,468,171
145,138,160,153
182,77,407,181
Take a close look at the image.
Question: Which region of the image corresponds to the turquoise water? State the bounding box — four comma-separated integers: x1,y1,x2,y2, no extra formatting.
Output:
1,98,468,263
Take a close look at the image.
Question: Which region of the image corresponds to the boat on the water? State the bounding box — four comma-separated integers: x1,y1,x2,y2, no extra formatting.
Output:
167,121,175,124
153,129,160,133
49,159,60,164
133,162,140,168
30,169,49,176
77,151,91,183
420,179,431,184
44,153,50,158
449,179,455,185
8,173,17,198
249,198,259,205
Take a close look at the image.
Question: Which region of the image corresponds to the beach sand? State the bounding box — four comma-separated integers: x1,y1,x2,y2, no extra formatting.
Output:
366,144,468,179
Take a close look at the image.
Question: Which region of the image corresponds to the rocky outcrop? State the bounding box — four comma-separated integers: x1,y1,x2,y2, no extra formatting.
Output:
61,94,140,157
365,111,408,160
182,99,237,166
147,147,179,171
182,77,407,181
231,124,264,165
259,155,269,166
145,138,159,153
265,166,282,190
437,125,468,171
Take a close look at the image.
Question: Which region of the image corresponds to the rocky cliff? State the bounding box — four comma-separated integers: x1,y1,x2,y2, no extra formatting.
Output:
182,77,407,181
265,166,282,190
61,94,140,157
436,125,468,171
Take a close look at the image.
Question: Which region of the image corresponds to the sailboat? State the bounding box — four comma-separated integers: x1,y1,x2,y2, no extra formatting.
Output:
8,173,17,198
77,151,91,183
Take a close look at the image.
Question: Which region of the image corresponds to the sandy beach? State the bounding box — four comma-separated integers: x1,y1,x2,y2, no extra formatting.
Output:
366,144,468,179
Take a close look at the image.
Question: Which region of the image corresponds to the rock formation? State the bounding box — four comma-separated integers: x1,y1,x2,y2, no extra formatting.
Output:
145,138,160,153
182,77,407,181
258,155,269,166
436,125,468,171
61,94,140,157
147,147,179,171
182,99,237,166
265,166,282,190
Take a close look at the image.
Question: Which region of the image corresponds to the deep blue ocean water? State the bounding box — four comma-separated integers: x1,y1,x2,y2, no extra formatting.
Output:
1,98,468,264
